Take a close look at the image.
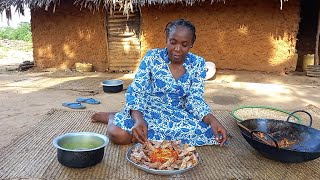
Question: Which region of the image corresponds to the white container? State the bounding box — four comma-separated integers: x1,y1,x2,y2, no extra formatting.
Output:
205,62,216,80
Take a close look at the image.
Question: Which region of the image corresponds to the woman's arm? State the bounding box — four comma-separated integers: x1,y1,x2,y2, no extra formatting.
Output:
125,50,155,143
185,56,227,145
202,113,227,146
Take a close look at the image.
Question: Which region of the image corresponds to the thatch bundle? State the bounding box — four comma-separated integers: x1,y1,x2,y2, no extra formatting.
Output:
0,0,288,19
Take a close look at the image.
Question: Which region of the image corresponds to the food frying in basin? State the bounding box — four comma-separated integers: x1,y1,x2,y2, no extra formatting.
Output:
238,110,320,163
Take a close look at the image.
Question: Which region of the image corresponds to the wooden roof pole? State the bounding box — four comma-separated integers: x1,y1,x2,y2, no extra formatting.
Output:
315,7,320,65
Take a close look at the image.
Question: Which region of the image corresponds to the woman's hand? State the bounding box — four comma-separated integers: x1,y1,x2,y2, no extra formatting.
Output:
132,119,148,143
131,110,148,143
203,113,227,146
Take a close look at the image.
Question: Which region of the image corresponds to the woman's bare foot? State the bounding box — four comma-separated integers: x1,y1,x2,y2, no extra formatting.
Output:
91,112,116,123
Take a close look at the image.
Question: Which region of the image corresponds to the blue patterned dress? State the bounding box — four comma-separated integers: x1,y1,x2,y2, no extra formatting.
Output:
113,48,220,146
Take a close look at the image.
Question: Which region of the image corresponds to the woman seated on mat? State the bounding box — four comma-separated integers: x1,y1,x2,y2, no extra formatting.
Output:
92,19,227,146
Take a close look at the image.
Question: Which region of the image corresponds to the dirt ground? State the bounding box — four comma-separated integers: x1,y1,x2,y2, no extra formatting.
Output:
1,39,320,149
0,63,319,150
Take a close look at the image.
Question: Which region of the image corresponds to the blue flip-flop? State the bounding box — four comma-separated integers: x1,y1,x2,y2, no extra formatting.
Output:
76,97,101,104
62,102,86,109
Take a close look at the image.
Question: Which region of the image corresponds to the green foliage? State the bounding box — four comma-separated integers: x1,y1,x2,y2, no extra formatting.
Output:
0,22,32,42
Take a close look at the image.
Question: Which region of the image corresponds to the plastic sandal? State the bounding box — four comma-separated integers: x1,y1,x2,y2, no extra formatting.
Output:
76,97,101,104
62,102,86,109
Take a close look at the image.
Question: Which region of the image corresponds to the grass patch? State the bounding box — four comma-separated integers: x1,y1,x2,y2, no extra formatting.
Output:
0,53,7,59
0,52,7,59
0,22,33,61
0,44,10,51
0,44,9,59
0,23,32,42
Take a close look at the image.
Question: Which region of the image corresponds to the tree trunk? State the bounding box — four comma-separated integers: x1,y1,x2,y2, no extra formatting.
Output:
315,7,320,65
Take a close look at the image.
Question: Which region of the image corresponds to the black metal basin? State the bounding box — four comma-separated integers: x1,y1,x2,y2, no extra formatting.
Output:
238,110,320,163
53,132,109,168
101,79,123,93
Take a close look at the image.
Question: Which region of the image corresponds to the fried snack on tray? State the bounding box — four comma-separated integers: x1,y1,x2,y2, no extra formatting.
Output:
130,140,199,170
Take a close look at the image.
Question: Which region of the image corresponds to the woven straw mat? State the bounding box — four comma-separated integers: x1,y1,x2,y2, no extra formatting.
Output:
0,108,320,180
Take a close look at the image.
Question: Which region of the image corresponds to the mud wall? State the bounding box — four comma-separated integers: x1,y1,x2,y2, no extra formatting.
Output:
140,0,300,73
31,0,108,72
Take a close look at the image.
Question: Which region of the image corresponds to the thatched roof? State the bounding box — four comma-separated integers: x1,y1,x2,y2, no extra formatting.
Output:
1,0,289,19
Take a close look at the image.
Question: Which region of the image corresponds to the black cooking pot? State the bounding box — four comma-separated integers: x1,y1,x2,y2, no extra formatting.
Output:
53,132,109,168
101,79,123,93
238,110,320,163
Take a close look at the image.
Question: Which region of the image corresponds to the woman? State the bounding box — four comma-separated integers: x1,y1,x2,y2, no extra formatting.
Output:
92,19,227,146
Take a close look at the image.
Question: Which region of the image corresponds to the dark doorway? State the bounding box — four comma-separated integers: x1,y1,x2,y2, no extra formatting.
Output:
295,0,320,71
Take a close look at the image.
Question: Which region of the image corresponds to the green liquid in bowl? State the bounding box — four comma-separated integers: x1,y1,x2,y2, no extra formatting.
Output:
58,135,105,150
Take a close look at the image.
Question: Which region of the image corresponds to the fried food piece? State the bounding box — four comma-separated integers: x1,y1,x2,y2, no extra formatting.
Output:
152,141,162,149
159,157,176,170
179,156,191,169
143,161,162,169
171,140,183,153
144,141,156,151
160,140,172,149
186,161,193,168
278,137,296,148
190,153,198,165
178,146,196,158
131,146,149,161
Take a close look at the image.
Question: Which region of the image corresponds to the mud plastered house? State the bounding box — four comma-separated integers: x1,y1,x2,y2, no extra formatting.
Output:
1,0,319,73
